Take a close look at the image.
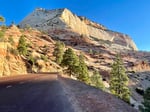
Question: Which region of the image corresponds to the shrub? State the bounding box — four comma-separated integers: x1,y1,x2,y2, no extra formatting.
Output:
17,35,28,56
8,36,15,45
90,70,105,90
0,16,5,23
0,30,5,42
5,55,10,60
27,55,36,65
41,54,48,62
140,87,150,112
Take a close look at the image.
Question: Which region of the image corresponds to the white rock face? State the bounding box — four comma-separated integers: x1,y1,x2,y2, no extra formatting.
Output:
87,25,112,40
61,9,89,35
19,8,138,51
19,8,66,30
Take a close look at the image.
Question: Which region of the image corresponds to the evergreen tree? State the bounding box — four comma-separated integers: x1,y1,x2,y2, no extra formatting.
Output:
91,70,104,90
0,16,5,23
61,48,78,76
17,35,28,56
140,87,150,112
76,55,90,84
110,54,130,103
53,41,65,64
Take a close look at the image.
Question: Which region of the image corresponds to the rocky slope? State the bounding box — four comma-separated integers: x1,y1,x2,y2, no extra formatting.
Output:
19,8,138,51
0,25,61,76
0,26,27,76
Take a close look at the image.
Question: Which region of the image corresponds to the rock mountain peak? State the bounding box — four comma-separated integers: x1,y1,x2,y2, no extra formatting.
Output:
19,8,138,51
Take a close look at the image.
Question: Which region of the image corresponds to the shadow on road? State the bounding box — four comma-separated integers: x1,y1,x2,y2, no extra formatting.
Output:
0,75,74,112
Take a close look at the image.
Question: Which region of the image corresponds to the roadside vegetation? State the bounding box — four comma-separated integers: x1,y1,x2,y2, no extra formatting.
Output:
90,70,105,90
53,41,65,65
0,15,5,24
53,44,104,88
17,35,28,56
53,43,131,102
139,87,150,112
110,54,130,103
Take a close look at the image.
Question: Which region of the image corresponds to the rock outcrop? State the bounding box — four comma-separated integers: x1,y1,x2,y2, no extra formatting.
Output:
0,25,61,77
19,8,138,51
0,42,27,76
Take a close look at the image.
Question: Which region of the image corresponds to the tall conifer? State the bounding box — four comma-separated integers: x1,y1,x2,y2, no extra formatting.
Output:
61,48,78,76
76,55,90,84
110,54,130,103
53,41,65,64
140,87,150,112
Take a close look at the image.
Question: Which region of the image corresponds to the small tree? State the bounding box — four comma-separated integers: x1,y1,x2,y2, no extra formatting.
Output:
91,70,104,90
110,54,130,103
8,36,15,45
0,30,5,42
61,48,78,76
140,87,150,112
41,54,48,62
53,41,65,64
76,55,90,84
17,35,28,56
0,16,5,24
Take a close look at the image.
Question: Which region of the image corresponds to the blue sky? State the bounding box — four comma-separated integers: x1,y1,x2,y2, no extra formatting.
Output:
0,0,150,51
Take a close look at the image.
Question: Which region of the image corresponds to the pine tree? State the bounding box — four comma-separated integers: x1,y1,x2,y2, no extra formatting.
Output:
61,48,78,76
53,41,65,64
110,54,130,103
140,87,150,112
91,70,104,90
76,55,90,84
17,35,28,56
0,16,5,23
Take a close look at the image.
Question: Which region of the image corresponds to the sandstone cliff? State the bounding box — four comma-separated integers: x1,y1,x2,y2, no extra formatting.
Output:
19,8,138,51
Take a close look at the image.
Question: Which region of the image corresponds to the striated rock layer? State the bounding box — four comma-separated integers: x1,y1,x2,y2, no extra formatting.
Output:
19,8,138,51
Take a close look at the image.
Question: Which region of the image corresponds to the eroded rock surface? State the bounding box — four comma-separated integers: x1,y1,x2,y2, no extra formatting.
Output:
19,8,138,51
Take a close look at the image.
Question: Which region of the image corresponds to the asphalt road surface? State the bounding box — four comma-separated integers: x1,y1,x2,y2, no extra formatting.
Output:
0,74,74,112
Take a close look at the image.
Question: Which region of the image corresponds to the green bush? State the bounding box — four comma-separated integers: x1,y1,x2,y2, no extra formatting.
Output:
41,54,48,62
0,16,5,23
27,55,36,65
17,35,28,56
8,36,15,45
90,70,105,90
0,30,5,42
140,87,150,112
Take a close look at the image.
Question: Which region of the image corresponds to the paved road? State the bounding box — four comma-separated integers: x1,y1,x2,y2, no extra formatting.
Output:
0,74,74,112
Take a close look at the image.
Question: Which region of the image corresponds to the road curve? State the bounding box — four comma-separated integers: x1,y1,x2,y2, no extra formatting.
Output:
0,74,74,112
